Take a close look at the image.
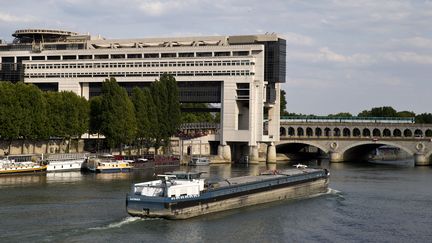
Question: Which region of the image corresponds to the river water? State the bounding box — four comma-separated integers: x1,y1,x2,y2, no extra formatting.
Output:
1,160,431,243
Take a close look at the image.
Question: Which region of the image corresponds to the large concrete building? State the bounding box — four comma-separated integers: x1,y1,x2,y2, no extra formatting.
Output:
0,29,286,162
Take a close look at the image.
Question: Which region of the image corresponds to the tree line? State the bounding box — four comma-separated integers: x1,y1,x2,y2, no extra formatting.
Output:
280,90,432,123
0,82,89,143
0,74,181,153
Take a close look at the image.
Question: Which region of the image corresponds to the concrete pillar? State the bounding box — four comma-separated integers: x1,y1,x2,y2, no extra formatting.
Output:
222,145,231,162
329,152,343,163
414,153,429,166
248,145,259,164
217,145,224,159
267,163,277,171
266,143,276,164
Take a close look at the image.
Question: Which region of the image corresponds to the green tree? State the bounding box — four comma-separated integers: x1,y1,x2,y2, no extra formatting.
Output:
358,106,398,117
45,91,89,152
415,113,432,124
0,82,20,153
163,74,181,137
15,82,48,140
150,79,167,152
397,111,415,118
132,87,151,153
45,92,65,137
100,78,137,151
143,88,159,149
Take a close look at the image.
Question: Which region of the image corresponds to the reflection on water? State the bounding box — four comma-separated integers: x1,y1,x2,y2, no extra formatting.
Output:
0,173,46,187
46,171,83,183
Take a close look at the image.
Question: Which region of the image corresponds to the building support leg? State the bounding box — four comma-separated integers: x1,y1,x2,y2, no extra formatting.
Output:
249,145,259,164
217,145,224,159
266,143,276,164
222,145,232,162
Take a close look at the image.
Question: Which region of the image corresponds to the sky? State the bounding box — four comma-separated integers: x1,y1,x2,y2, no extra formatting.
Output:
0,0,431,115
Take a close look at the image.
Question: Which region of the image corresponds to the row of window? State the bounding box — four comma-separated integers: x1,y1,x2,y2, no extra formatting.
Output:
25,60,254,70
5,50,252,62
25,70,254,78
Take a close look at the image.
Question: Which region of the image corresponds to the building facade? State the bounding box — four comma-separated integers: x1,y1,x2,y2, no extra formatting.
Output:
0,29,286,162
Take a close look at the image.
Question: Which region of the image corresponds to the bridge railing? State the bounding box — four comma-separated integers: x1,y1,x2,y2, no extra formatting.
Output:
280,116,415,124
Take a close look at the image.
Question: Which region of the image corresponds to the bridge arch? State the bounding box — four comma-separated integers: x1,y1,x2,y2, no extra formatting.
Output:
276,140,330,154
306,127,313,136
404,129,412,137
353,128,361,137
334,128,341,137
363,128,371,137
426,150,432,161
383,128,391,137
288,127,295,136
297,127,304,136
340,141,415,158
315,127,322,137
324,127,331,136
414,129,423,137
426,129,432,137
393,129,402,137
373,128,381,137
280,127,286,136
343,128,351,137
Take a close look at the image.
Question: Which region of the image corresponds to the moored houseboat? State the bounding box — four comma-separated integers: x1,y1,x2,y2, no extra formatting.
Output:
45,153,88,172
84,154,132,173
126,168,330,219
0,156,47,174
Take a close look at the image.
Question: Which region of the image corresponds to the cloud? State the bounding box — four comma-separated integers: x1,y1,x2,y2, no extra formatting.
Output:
282,32,314,46
287,47,375,66
0,12,35,23
138,0,196,17
381,52,432,65
399,37,432,49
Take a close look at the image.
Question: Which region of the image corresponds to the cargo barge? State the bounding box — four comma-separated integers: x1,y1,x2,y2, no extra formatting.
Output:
126,168,330,219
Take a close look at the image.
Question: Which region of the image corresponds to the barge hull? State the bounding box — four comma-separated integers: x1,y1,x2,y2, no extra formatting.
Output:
127,177,328,219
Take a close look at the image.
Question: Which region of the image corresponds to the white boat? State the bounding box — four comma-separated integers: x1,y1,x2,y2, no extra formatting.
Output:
45,153,87,172
293,163,308,169
0,157,47,174
188,157,210,166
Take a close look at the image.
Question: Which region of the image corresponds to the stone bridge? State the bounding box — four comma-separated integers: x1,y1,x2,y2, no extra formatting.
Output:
278,117,432,166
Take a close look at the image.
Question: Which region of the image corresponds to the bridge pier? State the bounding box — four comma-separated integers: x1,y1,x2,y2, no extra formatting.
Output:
248,145,259,164
414,153,429,166
266,143,277,164
329,152,343,163
217,144,232,162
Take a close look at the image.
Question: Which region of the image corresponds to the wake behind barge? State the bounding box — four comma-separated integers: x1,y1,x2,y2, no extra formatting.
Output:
126,168,329,219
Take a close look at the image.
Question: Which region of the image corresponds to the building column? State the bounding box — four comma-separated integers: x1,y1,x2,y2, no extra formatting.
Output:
222,144,232,162
248,145,259,164
217,145,224,159
329,152,343,163
266,143,276,164
414,153,429,166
